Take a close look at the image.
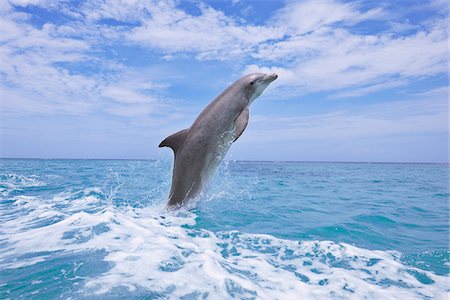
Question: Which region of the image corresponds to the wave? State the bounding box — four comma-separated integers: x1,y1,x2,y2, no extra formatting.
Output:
0,173,47,196
1,190,448,299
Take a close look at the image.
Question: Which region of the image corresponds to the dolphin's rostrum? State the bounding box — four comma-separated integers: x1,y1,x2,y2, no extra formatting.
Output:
159,73,278,209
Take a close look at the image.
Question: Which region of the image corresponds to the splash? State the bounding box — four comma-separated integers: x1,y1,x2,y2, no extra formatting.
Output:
1,187,448,299
0,173,46,196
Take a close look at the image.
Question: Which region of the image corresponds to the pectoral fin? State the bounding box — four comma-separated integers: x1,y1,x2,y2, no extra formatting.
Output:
233,107,249,142
159,129,189,154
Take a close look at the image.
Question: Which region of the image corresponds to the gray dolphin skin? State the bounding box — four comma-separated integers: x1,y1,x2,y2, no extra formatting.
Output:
159,73,278,209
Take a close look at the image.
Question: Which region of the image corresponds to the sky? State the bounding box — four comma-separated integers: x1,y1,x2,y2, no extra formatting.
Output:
0,0,448,162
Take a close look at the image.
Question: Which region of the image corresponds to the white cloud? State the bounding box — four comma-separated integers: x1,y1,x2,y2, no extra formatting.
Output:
1,0,448,120
100,74,167,105
247,2,447,96
104,103,156,117
102,86,155,104
244,64,297,85
230,94,448,162
126,3,283,60
0,0,172,118
78,0,157,22
244,96,448,144
272,0,385,35
8,0,59,8
0,2,96,114
83,0,446,97
330,80,408,99
412,86,448,98
1,85,94,116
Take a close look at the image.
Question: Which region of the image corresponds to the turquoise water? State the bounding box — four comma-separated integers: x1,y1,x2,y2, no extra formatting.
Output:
0,158,448,299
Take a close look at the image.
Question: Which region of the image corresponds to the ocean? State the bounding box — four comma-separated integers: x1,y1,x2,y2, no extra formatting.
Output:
0,158,448,299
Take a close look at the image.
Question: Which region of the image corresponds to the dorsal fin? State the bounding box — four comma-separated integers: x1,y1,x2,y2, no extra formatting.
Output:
159,129,189,153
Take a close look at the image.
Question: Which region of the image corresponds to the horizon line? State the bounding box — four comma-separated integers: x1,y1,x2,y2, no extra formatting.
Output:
0,157,448,165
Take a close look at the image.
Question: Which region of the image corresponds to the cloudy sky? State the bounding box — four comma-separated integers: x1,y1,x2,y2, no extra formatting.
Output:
0,0,448,162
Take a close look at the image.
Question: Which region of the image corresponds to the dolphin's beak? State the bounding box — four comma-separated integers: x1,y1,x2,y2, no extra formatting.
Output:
263,73,278,82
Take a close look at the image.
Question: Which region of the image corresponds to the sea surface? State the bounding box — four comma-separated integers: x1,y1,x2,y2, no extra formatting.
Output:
0,158,449,299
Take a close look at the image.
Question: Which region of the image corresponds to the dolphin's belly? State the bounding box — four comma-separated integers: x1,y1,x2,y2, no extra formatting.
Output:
201,131,234,183
201,130,236,198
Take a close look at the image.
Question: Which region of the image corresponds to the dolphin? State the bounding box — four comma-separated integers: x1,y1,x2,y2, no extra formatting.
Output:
159,73,278,209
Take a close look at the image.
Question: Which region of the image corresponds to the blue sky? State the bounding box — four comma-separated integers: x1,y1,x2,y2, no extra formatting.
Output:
0,0,448,162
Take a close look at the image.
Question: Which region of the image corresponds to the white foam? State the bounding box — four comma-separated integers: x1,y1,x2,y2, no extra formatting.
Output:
0,173,46,196
0,191,448,299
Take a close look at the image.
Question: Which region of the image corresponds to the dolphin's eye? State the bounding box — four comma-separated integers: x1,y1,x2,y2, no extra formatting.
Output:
250,81,254,85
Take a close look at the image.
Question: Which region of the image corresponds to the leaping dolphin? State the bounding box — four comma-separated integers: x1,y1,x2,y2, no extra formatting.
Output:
159,73,278,209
